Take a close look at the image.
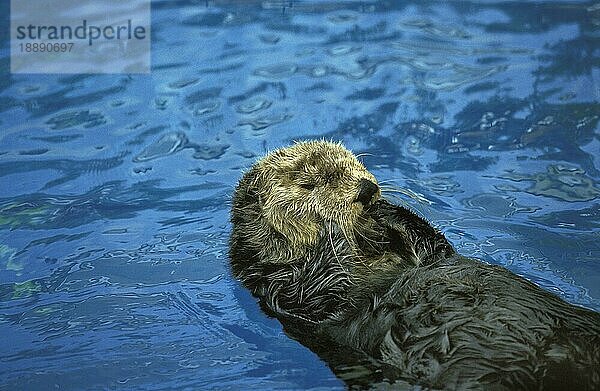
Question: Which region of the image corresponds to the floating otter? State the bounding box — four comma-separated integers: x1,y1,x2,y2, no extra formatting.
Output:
229,140,600,390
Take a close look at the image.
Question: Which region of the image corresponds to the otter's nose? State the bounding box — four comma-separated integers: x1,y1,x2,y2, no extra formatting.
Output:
356,179,379,205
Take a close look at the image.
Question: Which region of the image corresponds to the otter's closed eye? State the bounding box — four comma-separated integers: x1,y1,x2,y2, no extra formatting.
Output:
300,183,315,191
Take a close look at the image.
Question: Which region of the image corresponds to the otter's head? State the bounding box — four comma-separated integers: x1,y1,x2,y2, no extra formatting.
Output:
234,140,380,253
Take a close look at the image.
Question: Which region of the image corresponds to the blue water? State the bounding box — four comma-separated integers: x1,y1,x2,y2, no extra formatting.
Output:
1,1,599,389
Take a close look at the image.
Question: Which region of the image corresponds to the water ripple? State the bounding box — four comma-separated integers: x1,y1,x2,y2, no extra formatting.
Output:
133,132,188,162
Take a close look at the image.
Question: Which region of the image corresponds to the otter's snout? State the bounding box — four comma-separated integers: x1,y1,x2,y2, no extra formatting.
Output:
356,179,379,205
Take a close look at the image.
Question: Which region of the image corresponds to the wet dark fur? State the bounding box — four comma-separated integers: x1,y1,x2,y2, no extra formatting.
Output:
230,151,600,390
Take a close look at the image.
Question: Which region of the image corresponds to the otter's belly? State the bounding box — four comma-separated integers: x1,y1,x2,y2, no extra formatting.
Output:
322,256,600,390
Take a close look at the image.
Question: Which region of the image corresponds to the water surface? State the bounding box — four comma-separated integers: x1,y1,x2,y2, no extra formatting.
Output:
1,1,599,389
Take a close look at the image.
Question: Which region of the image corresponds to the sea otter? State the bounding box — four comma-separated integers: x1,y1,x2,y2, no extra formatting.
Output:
229,140,600,390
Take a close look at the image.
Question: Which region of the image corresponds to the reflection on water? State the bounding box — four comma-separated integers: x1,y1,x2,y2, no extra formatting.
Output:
1,1,599,389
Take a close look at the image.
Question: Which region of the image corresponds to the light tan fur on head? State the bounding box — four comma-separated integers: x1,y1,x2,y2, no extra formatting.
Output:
249,140,380,250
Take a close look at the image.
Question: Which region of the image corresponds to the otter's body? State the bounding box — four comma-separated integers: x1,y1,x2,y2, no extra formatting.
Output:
229,141,600,390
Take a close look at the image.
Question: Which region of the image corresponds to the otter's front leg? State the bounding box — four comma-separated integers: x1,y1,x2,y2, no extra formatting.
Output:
367,200,455,266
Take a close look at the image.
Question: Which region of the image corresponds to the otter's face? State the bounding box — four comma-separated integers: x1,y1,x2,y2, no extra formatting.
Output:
252,141,380,248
